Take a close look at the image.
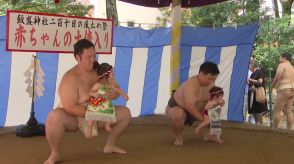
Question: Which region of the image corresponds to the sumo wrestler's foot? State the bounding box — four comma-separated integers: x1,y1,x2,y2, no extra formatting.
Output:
103,145,127,154
43,152,60,164
173,137,183,146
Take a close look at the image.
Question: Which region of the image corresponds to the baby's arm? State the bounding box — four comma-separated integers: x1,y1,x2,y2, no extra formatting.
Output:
205,100,215,109
112,86,129,101
109,80,129,101
89,83,101,98
217,99,225,107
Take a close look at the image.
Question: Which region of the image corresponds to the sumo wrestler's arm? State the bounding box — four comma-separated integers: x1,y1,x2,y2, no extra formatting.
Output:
59,74,86,117
183,87,204,121
272,64,285,89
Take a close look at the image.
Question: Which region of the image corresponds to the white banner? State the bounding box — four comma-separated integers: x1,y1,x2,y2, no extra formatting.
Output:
6,10,113,54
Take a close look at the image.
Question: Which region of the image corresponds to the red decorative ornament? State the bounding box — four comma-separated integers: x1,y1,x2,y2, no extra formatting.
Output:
89,96,105,107
54,0,60,4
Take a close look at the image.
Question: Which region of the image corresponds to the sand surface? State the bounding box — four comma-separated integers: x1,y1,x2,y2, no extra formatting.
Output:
1,115,294,164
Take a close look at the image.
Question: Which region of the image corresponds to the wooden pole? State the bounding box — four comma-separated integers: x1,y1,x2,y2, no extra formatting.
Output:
170,0,181,94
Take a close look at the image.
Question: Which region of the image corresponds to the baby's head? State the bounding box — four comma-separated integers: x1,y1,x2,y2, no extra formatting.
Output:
93,61,113,80
209,86,224,102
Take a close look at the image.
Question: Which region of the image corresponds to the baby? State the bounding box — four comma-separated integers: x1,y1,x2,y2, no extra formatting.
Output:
194,86,224,144
85,61,129,138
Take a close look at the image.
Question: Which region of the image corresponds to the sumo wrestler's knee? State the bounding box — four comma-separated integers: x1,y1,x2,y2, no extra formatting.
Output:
115,106,131,123
170,108,186,122
46,112,56,124
284,105,294,124
46,110,63,126
273,100,283,118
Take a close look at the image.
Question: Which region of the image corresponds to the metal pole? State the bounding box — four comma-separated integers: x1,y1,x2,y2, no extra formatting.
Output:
269,69,273,127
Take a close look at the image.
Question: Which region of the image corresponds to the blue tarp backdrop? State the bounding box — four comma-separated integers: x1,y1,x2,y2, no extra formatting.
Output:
0,16,258,127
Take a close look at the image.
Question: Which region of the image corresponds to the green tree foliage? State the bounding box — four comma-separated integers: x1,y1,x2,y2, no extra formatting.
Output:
156,7,171,27
156,1,265,27
106,0,118,26
189,1,240,27
272,1,294,27
156,0,294,75
279,0,294,17
255,16,294,74
0,0,93,17
156,7,192,26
